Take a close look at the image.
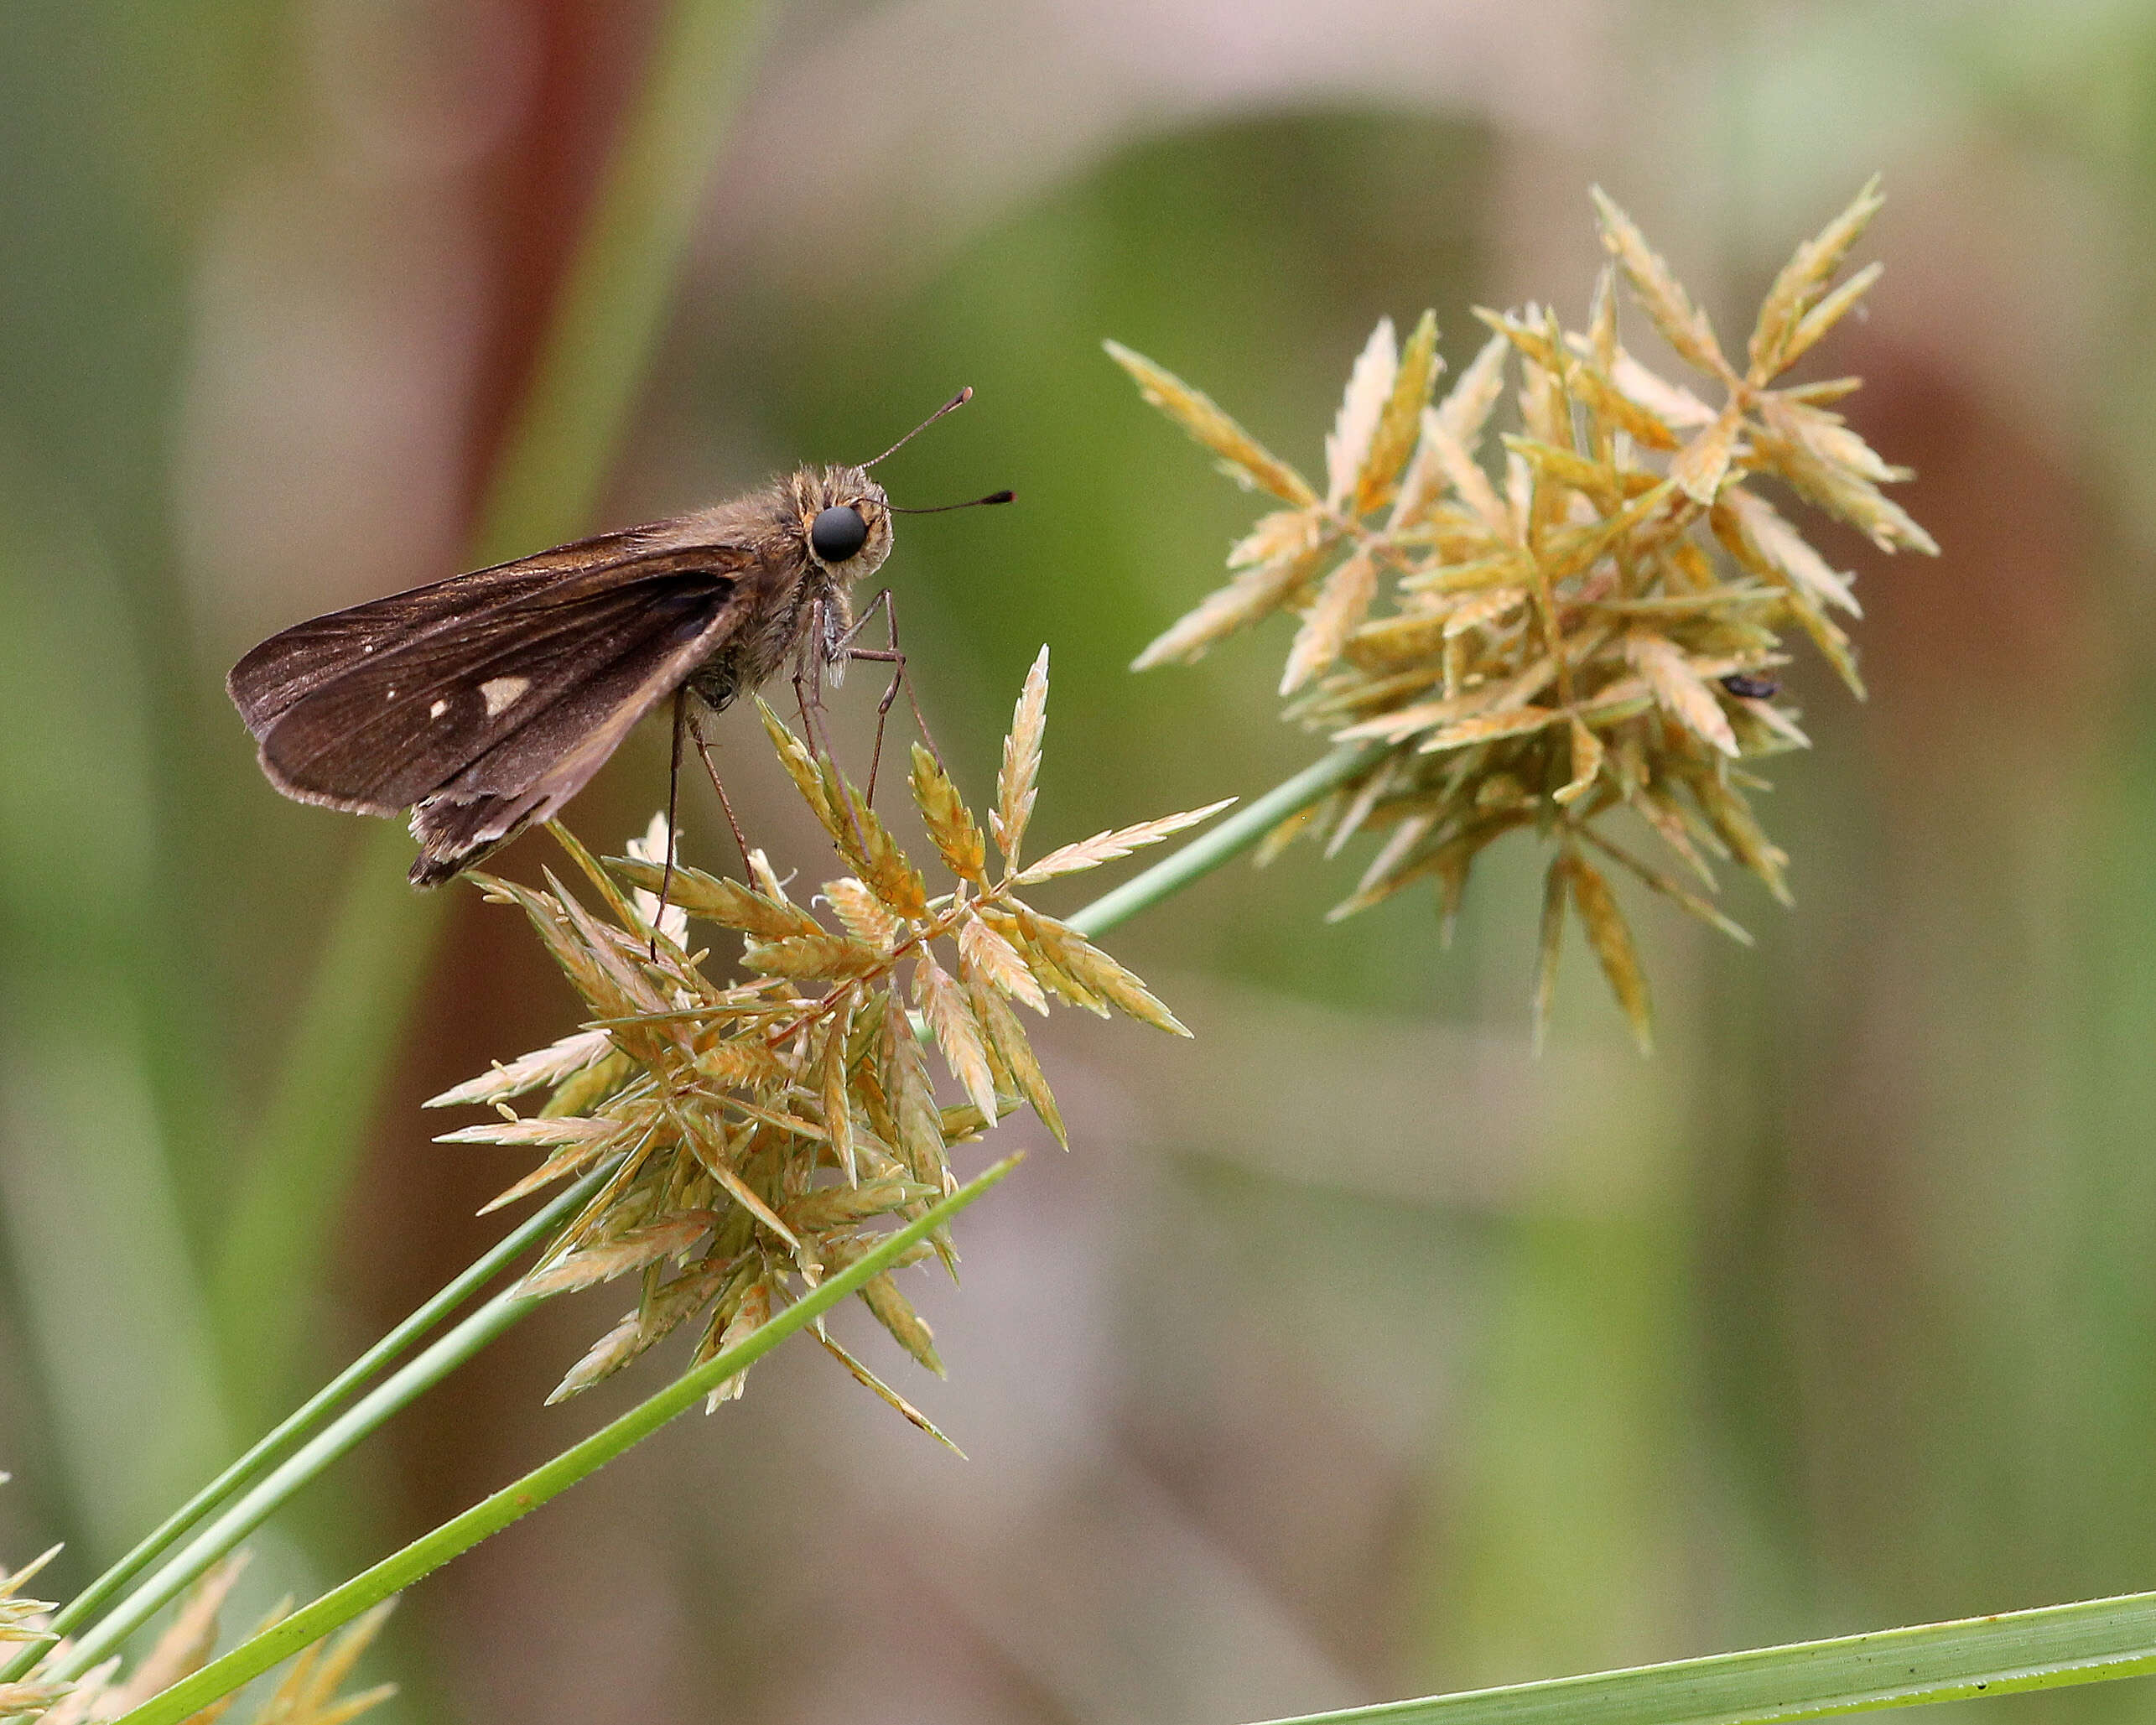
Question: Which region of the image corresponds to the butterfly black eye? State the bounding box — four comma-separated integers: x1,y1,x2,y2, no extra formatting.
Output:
810,504,869,563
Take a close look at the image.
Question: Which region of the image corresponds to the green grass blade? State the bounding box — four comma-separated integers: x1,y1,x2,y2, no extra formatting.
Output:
1067,743,1379,938
206,834,449,1419
110,1156,1019,1725
1246,1592,2156,1725
4,1163,610,1683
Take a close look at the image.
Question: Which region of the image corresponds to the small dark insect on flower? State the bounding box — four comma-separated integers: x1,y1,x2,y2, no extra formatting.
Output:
226,390,1011,886
1719,673,1782,699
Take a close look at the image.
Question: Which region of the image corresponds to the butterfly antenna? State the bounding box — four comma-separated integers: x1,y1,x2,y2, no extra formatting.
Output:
891,490,1015,515
863,387,974,469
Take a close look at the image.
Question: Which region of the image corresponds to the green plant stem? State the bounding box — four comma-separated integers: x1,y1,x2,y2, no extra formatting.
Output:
209,0,778,1414
1244,1591,2156,1725
1067,742,1377,938
207,835,449,1419
1,1165,610,1685
53,1261,564,1677
112,1158,1017,1725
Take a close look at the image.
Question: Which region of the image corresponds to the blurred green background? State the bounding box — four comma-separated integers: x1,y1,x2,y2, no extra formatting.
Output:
5,3,2156,1722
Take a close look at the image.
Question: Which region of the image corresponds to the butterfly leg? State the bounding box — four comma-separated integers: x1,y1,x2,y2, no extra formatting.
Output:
796,600,873,857
834,587,942,803
685,705,753,875
650,688,687,961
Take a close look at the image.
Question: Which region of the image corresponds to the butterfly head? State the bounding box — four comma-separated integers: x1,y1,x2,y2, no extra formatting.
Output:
797,465,893,579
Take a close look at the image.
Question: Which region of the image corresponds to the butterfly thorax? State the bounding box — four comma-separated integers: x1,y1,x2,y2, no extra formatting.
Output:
681,464,892,712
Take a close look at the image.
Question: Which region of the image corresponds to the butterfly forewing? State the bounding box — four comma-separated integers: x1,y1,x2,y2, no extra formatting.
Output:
259,573,735,813
226,529,676,737
238,522,760,857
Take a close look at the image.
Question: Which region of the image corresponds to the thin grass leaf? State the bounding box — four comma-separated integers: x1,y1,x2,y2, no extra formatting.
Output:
740,933,889,980
607,855,822,938
1590,185,1731,378
702,1270,775,1407
968,979,1066,1149
1357,309,1442,515
1532,850,1569,1057
1327,317,1399,508
1017,911,1190,1037
519,1213,713,1297
755,697,841,839
1132,541,1330,668
1750,173,1886,378
859,1271,945,1376
1779,261,1883,376
1714,486,1861,615
1753,397,1938,554
782,1177,933,1234
994,646,1049,869
913,952,997,1122
1418,705,1561,753
813,1328,965,1456
432,1114,620,1149
1419,406,1512,538
820,998,857,1184
424,1030,613,1109
1253,798,1331,866
1436,327,1513,452
881,982,948,1186
1229,507,1326,569
821,877,902,950
1016,798,1234,884
1689,769,1794,904
1627,631,1738,756
476,1140,610,1214
957,910,1047,1013
1568,849,1653,1053
694,1038,787,1087
1554,716,1605,807
694,1156,802,1258
1670,402,1743,504
908,743,987,885
1281,549,1379,694
1581,827,1753,946
1104,339,1319,505
1324,754,1404,858
1442,587,1528,640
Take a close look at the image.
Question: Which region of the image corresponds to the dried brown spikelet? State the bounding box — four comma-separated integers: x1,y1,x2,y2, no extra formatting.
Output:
427,652,1223,1419
1111,179,1934,1047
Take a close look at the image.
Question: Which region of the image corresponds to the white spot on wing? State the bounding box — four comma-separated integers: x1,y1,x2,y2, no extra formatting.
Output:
481,675,530,716
429,699,448,719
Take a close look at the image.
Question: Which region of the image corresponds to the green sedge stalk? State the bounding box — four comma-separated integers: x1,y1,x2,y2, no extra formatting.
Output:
4,1165,612,1685
1068,742,1377,938
1244,1588,2156,1725
111,1158,1018,1725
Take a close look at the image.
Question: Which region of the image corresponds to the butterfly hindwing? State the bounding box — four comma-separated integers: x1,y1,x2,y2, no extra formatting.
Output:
404,588,765,883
